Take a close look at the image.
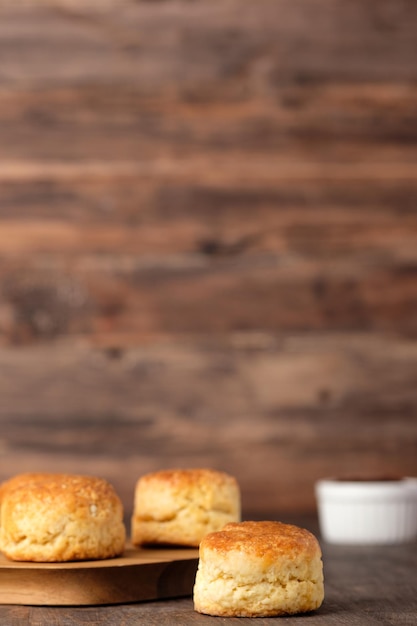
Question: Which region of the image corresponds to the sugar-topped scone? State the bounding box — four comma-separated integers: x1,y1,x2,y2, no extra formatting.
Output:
131,468,241,547
0,472,51,499
0,473,126,562
193,520,324,617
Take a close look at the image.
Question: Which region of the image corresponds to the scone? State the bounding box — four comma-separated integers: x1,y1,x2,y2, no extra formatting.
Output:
193,520,324,617
0,473,126,562
0,473,51,502
0,472,55,528
131,468,241,547
0,472,48,506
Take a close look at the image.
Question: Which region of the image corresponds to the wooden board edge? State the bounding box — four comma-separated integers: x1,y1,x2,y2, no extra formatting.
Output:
0,554,199,606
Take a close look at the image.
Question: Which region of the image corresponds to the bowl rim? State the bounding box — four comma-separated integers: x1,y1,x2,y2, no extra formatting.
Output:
315,477,417,501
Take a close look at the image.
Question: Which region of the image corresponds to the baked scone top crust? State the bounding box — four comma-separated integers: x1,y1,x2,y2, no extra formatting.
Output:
0,472,51,502
1,473,123,517
202,520,321,562
137,468,238,491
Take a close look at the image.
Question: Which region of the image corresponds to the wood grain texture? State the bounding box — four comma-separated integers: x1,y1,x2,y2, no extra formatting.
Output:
0,0,416,514
0,333,416,515
0,0,415,344
0,546,198,606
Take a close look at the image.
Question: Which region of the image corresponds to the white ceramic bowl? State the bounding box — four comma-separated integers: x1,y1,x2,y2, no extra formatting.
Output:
315,478,417,545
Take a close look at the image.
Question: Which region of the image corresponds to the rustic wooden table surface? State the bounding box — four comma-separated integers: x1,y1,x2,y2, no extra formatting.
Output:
0,517,415,626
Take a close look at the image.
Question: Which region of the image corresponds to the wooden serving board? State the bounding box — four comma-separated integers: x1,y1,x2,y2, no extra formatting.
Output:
0,545,199,606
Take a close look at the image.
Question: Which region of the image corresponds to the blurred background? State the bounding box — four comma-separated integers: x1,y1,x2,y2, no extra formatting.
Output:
0,0,416,520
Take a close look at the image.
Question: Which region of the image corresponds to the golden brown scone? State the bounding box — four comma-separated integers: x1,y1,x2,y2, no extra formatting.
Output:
0,473,53,527
193,520,324,617
0,473,50,502
0,473,126,562
131,468,241,547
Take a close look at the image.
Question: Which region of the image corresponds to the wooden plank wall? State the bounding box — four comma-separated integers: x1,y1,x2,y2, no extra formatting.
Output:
0,0,416,517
